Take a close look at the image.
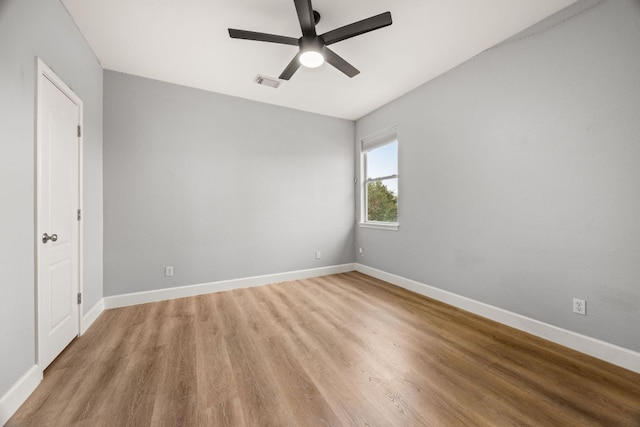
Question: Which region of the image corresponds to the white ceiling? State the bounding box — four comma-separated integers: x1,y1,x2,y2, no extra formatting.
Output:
61,0,577,120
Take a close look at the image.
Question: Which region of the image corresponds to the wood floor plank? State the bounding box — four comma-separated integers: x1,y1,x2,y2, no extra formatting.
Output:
8,272,640,426
222,292,297,426
101,344,165,427
197,397,247,427
194,295,237,410
150,314,198,427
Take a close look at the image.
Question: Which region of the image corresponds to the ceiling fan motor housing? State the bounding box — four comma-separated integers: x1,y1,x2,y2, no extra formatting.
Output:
299,36,324,52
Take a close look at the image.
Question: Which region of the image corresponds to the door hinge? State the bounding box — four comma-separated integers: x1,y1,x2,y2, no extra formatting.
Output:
77,293,82,305
77,209,82,221
77,125,82,138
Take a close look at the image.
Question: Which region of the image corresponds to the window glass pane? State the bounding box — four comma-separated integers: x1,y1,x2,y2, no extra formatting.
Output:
366,141,397,180
367,178,398,222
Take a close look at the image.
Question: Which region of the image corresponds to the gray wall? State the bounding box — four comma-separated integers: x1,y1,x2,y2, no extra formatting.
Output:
103,71,355,296
0,0,103,396
356,0,640,352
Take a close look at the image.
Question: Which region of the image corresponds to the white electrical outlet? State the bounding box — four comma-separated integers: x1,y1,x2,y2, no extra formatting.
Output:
316,250,321,260
358,247,364,256
573,298,586,315
165,266,174,277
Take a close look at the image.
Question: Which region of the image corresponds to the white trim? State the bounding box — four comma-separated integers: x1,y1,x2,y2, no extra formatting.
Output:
358,222,399,231
0,365,42,426
77,94,84,337
81,298,104,334
0,300,103,424
105,264,356,309
355,263,640,374
361,125,399,151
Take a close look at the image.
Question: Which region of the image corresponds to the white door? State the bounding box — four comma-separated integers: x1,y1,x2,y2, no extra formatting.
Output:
36,60,82,369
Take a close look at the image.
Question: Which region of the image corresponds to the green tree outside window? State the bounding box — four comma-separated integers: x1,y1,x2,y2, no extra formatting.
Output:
367,181,397,222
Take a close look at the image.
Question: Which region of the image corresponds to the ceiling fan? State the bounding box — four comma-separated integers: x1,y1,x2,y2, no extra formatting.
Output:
228,0,392,80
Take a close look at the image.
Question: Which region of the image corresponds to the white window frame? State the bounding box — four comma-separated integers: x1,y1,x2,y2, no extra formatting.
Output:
359,126,399,231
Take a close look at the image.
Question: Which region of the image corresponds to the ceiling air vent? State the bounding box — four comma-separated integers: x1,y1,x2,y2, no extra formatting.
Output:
255,75,280,89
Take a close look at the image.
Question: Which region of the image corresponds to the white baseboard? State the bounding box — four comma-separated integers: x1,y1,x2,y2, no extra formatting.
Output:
0,301,105,424
355,263,640,374
0,365,42,426
104,263,356,309
81,298,104,335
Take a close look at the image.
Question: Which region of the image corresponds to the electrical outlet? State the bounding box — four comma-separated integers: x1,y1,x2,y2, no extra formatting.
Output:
316,250,321,260
573,298,586,315
358,247,364,256
165,266,174,277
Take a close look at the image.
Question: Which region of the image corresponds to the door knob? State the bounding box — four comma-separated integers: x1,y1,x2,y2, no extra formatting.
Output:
42,233,58,243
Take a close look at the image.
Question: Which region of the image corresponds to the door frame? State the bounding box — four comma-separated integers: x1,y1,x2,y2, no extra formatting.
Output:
35,58,84,366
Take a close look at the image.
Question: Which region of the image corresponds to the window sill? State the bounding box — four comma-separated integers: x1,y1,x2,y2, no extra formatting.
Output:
358,222,399,231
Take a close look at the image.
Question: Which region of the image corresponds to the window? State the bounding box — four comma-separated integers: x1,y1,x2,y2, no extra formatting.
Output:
361,127,398,229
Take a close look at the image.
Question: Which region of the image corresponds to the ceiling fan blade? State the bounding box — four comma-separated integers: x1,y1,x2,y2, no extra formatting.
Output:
321,12,392,46
322,47,359,78
294,0,317,37
228,28,299,46
279,53,302,80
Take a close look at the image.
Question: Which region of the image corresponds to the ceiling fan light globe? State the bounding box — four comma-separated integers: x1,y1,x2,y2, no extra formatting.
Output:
299,50,324,68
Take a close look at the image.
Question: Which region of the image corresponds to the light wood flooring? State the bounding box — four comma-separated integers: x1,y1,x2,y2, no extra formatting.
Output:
8,272,640,426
